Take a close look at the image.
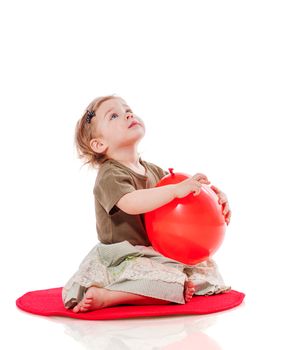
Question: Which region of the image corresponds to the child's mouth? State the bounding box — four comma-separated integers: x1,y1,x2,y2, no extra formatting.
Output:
129,122,140,128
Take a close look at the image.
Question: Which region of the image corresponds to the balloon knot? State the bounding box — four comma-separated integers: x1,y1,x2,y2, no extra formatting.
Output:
168,168,174,176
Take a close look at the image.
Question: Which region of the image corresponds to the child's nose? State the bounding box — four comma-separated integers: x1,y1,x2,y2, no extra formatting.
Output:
126,113,133,119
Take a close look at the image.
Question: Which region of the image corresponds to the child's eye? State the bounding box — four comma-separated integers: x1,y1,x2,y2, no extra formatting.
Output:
110,113,119,120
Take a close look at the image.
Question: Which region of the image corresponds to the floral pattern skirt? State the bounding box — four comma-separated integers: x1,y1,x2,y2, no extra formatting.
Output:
62,240,230,308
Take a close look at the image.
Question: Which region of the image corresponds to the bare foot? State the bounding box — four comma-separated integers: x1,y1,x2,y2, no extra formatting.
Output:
72,282,196,312
184,279,195,302
73,286,106,313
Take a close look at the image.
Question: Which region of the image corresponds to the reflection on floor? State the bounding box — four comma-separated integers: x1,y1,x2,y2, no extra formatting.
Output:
51,312,221,350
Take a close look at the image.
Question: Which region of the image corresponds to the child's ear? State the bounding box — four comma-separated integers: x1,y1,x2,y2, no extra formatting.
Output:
90,137,107,154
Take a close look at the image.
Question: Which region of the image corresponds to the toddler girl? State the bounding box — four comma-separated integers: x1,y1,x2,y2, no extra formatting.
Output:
62,94,231,313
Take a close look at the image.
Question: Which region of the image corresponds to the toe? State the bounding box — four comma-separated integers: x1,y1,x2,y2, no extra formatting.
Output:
185,280,194,289
72,305,80,313
80,306,89,312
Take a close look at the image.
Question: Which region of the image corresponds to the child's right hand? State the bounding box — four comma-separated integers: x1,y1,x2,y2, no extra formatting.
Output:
173,173,210,198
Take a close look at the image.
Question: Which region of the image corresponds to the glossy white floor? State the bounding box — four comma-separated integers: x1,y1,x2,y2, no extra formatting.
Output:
10,289,297,350
2,1,298,349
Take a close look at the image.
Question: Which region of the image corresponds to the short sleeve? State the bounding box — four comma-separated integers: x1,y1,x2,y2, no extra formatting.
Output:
144,161,169,181
94,167,136,215
157,166,169,179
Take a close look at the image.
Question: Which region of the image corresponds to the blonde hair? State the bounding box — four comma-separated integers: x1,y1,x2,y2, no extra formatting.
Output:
75,94,118,168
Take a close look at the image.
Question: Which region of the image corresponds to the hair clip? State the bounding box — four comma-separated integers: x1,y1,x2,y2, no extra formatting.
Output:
86,110,95,123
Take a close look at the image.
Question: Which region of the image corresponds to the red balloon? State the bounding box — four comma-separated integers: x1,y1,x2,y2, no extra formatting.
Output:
145,170,226,265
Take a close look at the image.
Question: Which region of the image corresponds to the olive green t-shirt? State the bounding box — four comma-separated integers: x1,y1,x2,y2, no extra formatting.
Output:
93,158,168,246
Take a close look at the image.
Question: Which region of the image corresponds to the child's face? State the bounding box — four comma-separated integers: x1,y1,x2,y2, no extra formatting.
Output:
91,97,145,154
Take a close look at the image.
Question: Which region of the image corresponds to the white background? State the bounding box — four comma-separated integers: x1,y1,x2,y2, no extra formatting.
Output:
1,0,298,349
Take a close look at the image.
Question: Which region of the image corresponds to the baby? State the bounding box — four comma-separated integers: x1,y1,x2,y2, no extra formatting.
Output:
62,94,231,312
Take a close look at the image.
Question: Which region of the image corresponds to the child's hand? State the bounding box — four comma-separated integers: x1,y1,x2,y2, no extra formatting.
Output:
211,185,231,225
174,173,211,198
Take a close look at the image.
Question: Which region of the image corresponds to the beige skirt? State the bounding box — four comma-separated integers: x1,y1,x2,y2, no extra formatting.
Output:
62,240,230,308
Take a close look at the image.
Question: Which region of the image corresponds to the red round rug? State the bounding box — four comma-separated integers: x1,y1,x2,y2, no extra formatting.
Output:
16,288,245,320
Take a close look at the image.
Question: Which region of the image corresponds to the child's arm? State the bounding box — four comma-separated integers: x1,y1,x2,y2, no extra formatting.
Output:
117,173,210,215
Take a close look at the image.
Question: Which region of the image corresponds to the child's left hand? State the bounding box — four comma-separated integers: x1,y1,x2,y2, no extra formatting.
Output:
210,185,231,225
